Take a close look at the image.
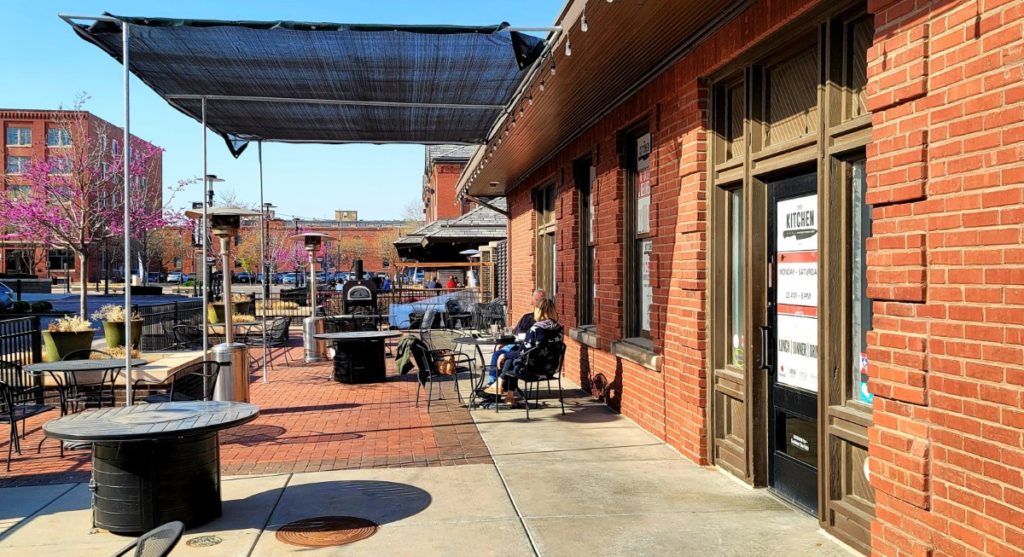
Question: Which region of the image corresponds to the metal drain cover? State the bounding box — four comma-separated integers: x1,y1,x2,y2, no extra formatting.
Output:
275,516,378,547
186,535,223,547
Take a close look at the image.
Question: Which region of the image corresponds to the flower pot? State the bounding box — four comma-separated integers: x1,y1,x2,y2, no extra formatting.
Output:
208,303,226,324
42,329,97,362
102,319,144,349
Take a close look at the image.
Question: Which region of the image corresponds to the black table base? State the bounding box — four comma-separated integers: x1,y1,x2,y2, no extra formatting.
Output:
332,339,386,384
92,431,221,534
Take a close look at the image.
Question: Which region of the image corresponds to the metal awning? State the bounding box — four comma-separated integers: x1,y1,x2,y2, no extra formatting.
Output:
63,14,551,155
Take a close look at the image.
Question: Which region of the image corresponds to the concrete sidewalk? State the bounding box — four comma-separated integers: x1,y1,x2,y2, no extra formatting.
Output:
0,383,854,556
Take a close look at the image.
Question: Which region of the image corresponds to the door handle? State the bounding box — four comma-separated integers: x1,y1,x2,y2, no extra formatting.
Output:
760,325,774,371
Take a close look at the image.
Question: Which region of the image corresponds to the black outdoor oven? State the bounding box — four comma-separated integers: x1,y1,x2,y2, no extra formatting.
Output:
342,259,377,315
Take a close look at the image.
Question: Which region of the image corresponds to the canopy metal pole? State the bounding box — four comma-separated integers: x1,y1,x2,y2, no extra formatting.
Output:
122,21,134,406
258,141,268,383
201,98,209,357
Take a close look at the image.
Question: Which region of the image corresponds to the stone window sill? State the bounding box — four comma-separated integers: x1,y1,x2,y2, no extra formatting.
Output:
611,337,661,372
568,326,598,349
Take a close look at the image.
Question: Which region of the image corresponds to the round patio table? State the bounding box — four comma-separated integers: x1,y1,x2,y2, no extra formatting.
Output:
455,335,516,409
43,400,259,534
315,331,402,384
25,358,147,414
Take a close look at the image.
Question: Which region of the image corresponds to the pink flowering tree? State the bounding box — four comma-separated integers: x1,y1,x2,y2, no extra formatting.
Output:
0,95,167,317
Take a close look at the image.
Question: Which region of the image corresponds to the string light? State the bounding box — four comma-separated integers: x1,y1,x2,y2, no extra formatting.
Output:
519,106,525,117
528,95,534,106
581,11,588,32
550,60,557,75
539,80,545,92
565,39,572,56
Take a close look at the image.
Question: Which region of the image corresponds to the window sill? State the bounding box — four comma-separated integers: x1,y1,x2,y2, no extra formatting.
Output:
568,326,598,349
611,337,661,372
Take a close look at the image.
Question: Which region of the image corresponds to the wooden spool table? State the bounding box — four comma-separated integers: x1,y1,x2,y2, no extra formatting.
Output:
315,331,402,384
43,401,259,534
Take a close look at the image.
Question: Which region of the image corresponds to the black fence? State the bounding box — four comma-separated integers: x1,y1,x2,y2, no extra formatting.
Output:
0,316,42,367
135,300,205,351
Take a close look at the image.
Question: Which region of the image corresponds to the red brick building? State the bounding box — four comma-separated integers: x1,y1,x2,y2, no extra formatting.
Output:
423,145,474,224
1,109,162,282
460,0,1024,554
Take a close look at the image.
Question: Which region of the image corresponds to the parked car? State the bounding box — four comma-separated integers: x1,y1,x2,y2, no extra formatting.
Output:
334,271,349,282
280,272,298,285
234,271,253,283
0,282,14,310
166,271,184,283
147,271,164,283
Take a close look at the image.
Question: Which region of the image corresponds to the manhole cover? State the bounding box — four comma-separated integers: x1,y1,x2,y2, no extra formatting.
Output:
275,516,378,547
186,535,223,547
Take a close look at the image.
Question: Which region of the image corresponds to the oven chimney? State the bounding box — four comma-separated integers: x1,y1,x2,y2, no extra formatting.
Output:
353,259,363,279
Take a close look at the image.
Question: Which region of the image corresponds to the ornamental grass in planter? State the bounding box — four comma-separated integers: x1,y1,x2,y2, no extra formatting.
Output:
92,304,144,349
42,315,97,362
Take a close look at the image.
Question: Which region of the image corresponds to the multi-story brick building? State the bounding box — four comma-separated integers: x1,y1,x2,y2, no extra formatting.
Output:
1,109,162,282
459,0,1024,554
423,145,474,224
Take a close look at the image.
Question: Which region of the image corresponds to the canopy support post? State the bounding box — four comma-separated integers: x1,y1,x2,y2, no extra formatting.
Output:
201,97,209,358
258,141,268,383
122,21,134,406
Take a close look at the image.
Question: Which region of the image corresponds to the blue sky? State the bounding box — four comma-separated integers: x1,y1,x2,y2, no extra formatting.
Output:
2,1,561,220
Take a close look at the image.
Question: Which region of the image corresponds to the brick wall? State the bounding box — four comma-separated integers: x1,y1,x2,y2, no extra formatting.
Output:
506,0,826,464
865,0,1024,554
426,162,469,224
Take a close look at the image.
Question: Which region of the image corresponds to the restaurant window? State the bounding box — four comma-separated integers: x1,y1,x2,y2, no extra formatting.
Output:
534,183,556,296
48,249,74,271
625,129,653,339
575,158,595,326
6,127,32,146
849,158,872,405
5,156,30,175
728,188,745,367
5,250,33,275
46,128,72,147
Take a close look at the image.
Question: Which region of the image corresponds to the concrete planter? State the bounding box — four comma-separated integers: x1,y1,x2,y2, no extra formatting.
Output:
41,329,97,362
102,319,144,349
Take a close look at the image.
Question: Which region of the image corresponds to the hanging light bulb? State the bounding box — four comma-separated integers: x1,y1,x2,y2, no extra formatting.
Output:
519,106,525,117
539,80,546,92
565,39,572,57
528,95,534,106
512,117,517,128
581,11,588,32
550,61,557,75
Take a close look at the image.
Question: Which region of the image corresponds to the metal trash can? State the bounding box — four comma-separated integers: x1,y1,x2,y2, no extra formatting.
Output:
213,342,250,402
303,316,325,363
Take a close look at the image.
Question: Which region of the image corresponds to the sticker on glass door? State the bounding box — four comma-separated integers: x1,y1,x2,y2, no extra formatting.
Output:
776,194,818,393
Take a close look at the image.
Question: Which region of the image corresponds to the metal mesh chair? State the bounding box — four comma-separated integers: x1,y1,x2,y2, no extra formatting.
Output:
143,361,220,403
111,520,185,557
246,316,291,369
499,339,567,419
0,379,54,471
172,324,202,350
60,349,116,412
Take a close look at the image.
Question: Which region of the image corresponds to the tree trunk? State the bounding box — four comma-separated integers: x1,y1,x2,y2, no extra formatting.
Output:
78,252,89,318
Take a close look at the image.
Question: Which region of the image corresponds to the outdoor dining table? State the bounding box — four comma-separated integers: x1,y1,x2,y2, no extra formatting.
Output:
24,358,148,414
43,400,259,534
454,335,516,409
315,330,402,384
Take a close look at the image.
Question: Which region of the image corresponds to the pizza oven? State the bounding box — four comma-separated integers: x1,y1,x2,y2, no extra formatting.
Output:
342,259,377,314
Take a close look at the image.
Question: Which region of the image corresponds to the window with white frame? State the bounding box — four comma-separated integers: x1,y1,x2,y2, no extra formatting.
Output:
6,127,32,146
5,156,30,175
46,128,72,147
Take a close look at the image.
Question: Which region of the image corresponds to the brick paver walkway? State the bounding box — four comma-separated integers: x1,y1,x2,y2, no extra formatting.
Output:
0,345,490,487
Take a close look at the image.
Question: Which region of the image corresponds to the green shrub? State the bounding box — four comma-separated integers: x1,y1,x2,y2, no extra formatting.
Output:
12,301,30,313
31,301,53,312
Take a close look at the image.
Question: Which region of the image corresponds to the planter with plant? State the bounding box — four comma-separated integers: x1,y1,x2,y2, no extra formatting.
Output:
42,315,97,362
92,304,143,349
209,294,254,323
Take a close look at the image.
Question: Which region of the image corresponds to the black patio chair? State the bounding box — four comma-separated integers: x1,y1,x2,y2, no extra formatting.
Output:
411,339,462,411
143,360,220,403
499,338,567,419
246,316,291,369
61,349,116,412
445,298,473,329
111,520,185,557
0,380,54,471
172,324,203,350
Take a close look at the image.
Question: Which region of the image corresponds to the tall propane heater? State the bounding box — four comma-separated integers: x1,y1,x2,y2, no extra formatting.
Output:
290,232,333,362
186,206,259,402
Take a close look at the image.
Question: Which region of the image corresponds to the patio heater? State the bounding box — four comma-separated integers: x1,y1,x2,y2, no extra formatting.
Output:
290,232,333,363
186,206,259,402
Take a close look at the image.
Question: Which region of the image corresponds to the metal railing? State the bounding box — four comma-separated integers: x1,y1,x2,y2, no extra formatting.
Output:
0,316,42,367
134,300,204,351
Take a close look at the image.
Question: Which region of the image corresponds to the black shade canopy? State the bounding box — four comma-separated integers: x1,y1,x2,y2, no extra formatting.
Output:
66,15,547,155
